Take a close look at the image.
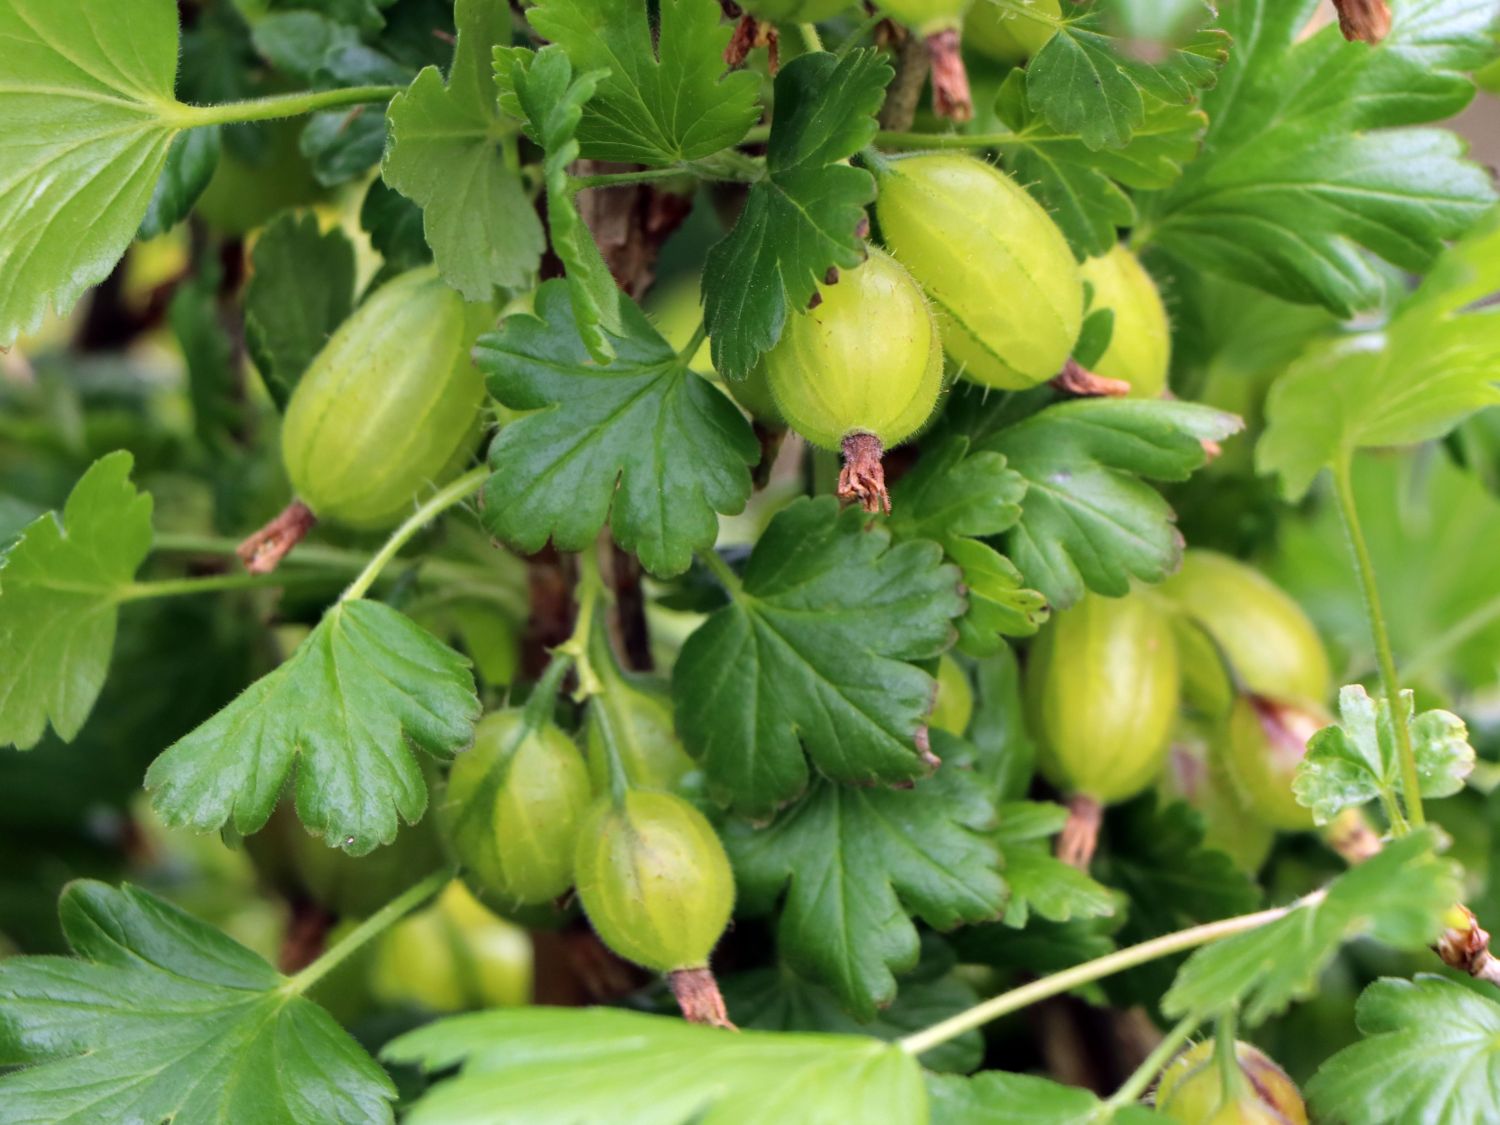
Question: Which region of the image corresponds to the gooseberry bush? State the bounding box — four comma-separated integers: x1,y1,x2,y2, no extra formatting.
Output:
5,0,1500,1120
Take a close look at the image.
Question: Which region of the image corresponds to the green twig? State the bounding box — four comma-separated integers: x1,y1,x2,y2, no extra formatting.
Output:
341,466,490,603
115,570,333,602
168,85,403,129
898,892,1324,1058
284,867,452,995
1104,1013,1202,1112
1332,455,1424,829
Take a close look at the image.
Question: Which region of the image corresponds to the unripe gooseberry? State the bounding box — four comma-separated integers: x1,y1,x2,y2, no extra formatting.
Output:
1080,243,1171,398
880,0,971,35
439,710,592,908
966,0,1061,62
1027,591,1180,807
930,653,974,736
280,267,493,529
761,247,944,513
876,153,1083,390
1158,722,1274,874
369,881,531,1013
573,790,734,974
1156,1039,1309,1125
1221,694,1328,832
740,0,854,18
1160,551,1330,706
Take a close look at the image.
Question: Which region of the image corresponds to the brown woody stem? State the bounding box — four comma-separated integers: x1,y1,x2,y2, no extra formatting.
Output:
236,499,316,575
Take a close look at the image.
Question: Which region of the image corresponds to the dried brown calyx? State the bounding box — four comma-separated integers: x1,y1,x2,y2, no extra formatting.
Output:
1051,357,1132,397
1333,0,1392,43
1437,904,1500,986
669,967,737,1029
725,12,779,72
838,431,890,514
237,499,317,575
1056,794,1104,870
925,28,973,122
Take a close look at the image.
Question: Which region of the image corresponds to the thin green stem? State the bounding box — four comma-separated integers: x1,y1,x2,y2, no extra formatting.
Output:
115,570,331,602
1105,1014,1202,1112
898,893,1322,1057
798,23,825,53
555,547,606,701
679,322,708,364
169,86,402,129
1332,455,1424,829
284,867,452,995
873,128,1021,150
697,549,743,599
571,167,692,190
1215,1008,1242,1102
341,466,489,603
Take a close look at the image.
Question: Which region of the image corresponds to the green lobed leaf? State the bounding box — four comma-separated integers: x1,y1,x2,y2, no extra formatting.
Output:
383,0,543,301
251,11,361,78
1258,208,1500,500
1295,683,1475,825
983,398,1243,608
477,279,757,577
1162,829,1461,1026
526,0,759,164
243,211,356,411
138,127,221,239
146,599,480,855
0,0,186,345
928,1070,1163,1124
726,753,1005,1019
673,497,965,815
0,453,154,750
500,44,627,362
1141,0,1498,317
1306,974,1500,1125
702,49,891,379
1021,0,1226,151
995,802,1116,929
360,178,432,272
385,1006,927,1123
722,941,984,1075
0,881,396,1123
886,436,1047,655
993,70,1206,260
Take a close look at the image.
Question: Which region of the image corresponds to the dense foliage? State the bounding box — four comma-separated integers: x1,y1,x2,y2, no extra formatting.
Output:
3,0,1500,1121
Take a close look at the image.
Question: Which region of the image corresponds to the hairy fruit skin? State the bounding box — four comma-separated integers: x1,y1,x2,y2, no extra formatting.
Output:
1161,551,1331,706
1080,244,1171,398
574,790,734,973
440,710,592,908
879,0,971,35
1221,695,1326,832
762,248,943,451
1156,1040,1309,1125
281,267,492,529
966,0,1060,62
876,154,1082,389
1026,592,1180,804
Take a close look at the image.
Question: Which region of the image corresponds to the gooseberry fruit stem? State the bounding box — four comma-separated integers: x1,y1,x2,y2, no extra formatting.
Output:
838,432,890,514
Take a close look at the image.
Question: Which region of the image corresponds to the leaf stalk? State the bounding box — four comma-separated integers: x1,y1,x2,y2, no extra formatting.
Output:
168,85,404,129
340,465,490,603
